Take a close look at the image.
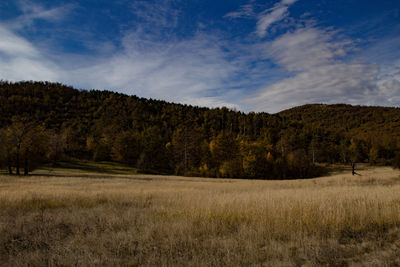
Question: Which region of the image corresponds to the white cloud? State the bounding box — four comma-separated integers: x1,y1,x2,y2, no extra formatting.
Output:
224,4,254,19
130,0,181,30
0,26,38,57
245,61,379,112
0,25,59,81
65,31,240,108
0,1,241,109
256,0,297,38
8,0,74,29
378,79,400,104
362,36,400,96
257,6,289,38
261,27,353,71
0,23,242,109
224,0,298,37
281,0,298,5
0,1,70,82
243,25,396,112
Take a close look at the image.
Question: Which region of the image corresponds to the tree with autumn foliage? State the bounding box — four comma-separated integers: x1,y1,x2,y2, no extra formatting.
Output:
3,117,48,175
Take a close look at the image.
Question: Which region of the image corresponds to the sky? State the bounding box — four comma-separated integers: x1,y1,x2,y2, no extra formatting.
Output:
0,0,399,113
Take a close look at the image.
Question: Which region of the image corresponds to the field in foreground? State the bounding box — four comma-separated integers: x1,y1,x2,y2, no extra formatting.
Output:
1,166,400,266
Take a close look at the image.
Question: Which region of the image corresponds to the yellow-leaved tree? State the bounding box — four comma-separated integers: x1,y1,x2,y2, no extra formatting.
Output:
5,117,48,175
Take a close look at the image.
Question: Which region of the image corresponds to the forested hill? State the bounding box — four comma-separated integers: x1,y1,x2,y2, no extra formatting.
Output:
279,104,400,140
0,81,399,178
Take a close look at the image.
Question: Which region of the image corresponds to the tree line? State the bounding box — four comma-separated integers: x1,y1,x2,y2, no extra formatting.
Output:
0,81,399,177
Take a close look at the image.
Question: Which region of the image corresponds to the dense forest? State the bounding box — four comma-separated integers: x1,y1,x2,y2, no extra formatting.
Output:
0,81,399,178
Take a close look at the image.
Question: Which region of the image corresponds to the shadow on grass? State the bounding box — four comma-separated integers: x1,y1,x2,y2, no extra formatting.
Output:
43,159,138,175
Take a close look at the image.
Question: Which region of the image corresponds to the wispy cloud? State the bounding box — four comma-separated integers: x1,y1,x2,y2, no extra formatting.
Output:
256,0,297,38
0,1,73,82
224,3,255,19
359,35,400,87
229,0,400,112
243,24,397,112
130,0,181,30
376,62,400,105
66,30,241,108
224,0,298,38
0,1,243,109
7,0,74,30
0,25,38,56
261,26,355,72
0,25,59,81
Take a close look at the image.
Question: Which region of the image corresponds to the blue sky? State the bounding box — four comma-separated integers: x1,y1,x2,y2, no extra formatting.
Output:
0,0,399,113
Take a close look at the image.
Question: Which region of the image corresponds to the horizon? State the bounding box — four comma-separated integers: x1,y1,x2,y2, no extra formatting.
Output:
0,0,399,113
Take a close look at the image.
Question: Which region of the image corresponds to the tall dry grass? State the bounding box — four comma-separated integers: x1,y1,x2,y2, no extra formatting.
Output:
1,165,400,266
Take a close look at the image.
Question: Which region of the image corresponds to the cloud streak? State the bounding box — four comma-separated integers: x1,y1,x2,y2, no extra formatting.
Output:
243,24,399,112
0,25,59,81
0,1,244,109
224,3,255,19
7,0,74,30
256,0,297,37
66,31,241,108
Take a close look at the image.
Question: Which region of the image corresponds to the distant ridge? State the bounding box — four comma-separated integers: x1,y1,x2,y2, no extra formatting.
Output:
278,103,400,138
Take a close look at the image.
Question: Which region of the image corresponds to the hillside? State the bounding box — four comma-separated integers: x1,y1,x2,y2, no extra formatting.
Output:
279,104,400,140
0,81,399,179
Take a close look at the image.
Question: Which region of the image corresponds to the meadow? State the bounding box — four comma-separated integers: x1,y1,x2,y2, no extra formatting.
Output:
1,165,400,266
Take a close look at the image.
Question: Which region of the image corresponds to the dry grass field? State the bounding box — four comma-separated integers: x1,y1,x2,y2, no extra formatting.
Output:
1,165,400,266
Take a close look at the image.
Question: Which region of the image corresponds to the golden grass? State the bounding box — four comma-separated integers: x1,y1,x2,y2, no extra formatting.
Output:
1,165,400,266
